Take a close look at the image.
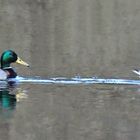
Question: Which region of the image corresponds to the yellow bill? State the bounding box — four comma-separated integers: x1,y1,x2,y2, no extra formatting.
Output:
16,57,29,67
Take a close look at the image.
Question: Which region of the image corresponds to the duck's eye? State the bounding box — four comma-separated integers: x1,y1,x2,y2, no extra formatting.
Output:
8,52,13,57
9,54,12,57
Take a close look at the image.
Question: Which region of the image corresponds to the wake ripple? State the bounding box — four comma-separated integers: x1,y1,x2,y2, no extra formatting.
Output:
11,76,140,85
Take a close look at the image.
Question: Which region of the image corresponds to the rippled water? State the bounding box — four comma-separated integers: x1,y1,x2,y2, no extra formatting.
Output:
0,76,140,140
1,0,140,139
7,76,140,85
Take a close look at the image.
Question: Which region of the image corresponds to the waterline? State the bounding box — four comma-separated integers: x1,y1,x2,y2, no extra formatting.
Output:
10,76,140,85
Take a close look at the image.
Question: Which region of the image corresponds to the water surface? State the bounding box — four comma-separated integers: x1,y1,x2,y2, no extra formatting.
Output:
0,77,140,140
1,0,140,139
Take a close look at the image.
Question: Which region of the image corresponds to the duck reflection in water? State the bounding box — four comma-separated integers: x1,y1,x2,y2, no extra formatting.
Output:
0,85,28,110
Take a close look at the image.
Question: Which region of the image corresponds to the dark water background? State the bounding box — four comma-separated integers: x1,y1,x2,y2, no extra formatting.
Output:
0,0,140,140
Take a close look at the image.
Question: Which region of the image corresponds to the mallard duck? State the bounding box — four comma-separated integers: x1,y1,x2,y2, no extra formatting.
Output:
0,50,29,80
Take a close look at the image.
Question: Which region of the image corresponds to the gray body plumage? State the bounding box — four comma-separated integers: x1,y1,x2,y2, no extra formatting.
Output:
0,69,7,80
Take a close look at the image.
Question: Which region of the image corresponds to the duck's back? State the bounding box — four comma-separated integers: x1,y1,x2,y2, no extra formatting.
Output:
0,69,7,80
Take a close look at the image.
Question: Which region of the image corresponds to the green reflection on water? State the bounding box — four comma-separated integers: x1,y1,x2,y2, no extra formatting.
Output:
0,90,16,109
0,84,28,110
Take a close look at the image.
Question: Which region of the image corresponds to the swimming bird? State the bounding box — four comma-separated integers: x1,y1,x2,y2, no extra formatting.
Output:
133,69,140,76
0,50,29,80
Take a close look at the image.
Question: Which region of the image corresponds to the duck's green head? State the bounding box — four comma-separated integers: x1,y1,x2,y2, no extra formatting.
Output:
1,50,29,69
